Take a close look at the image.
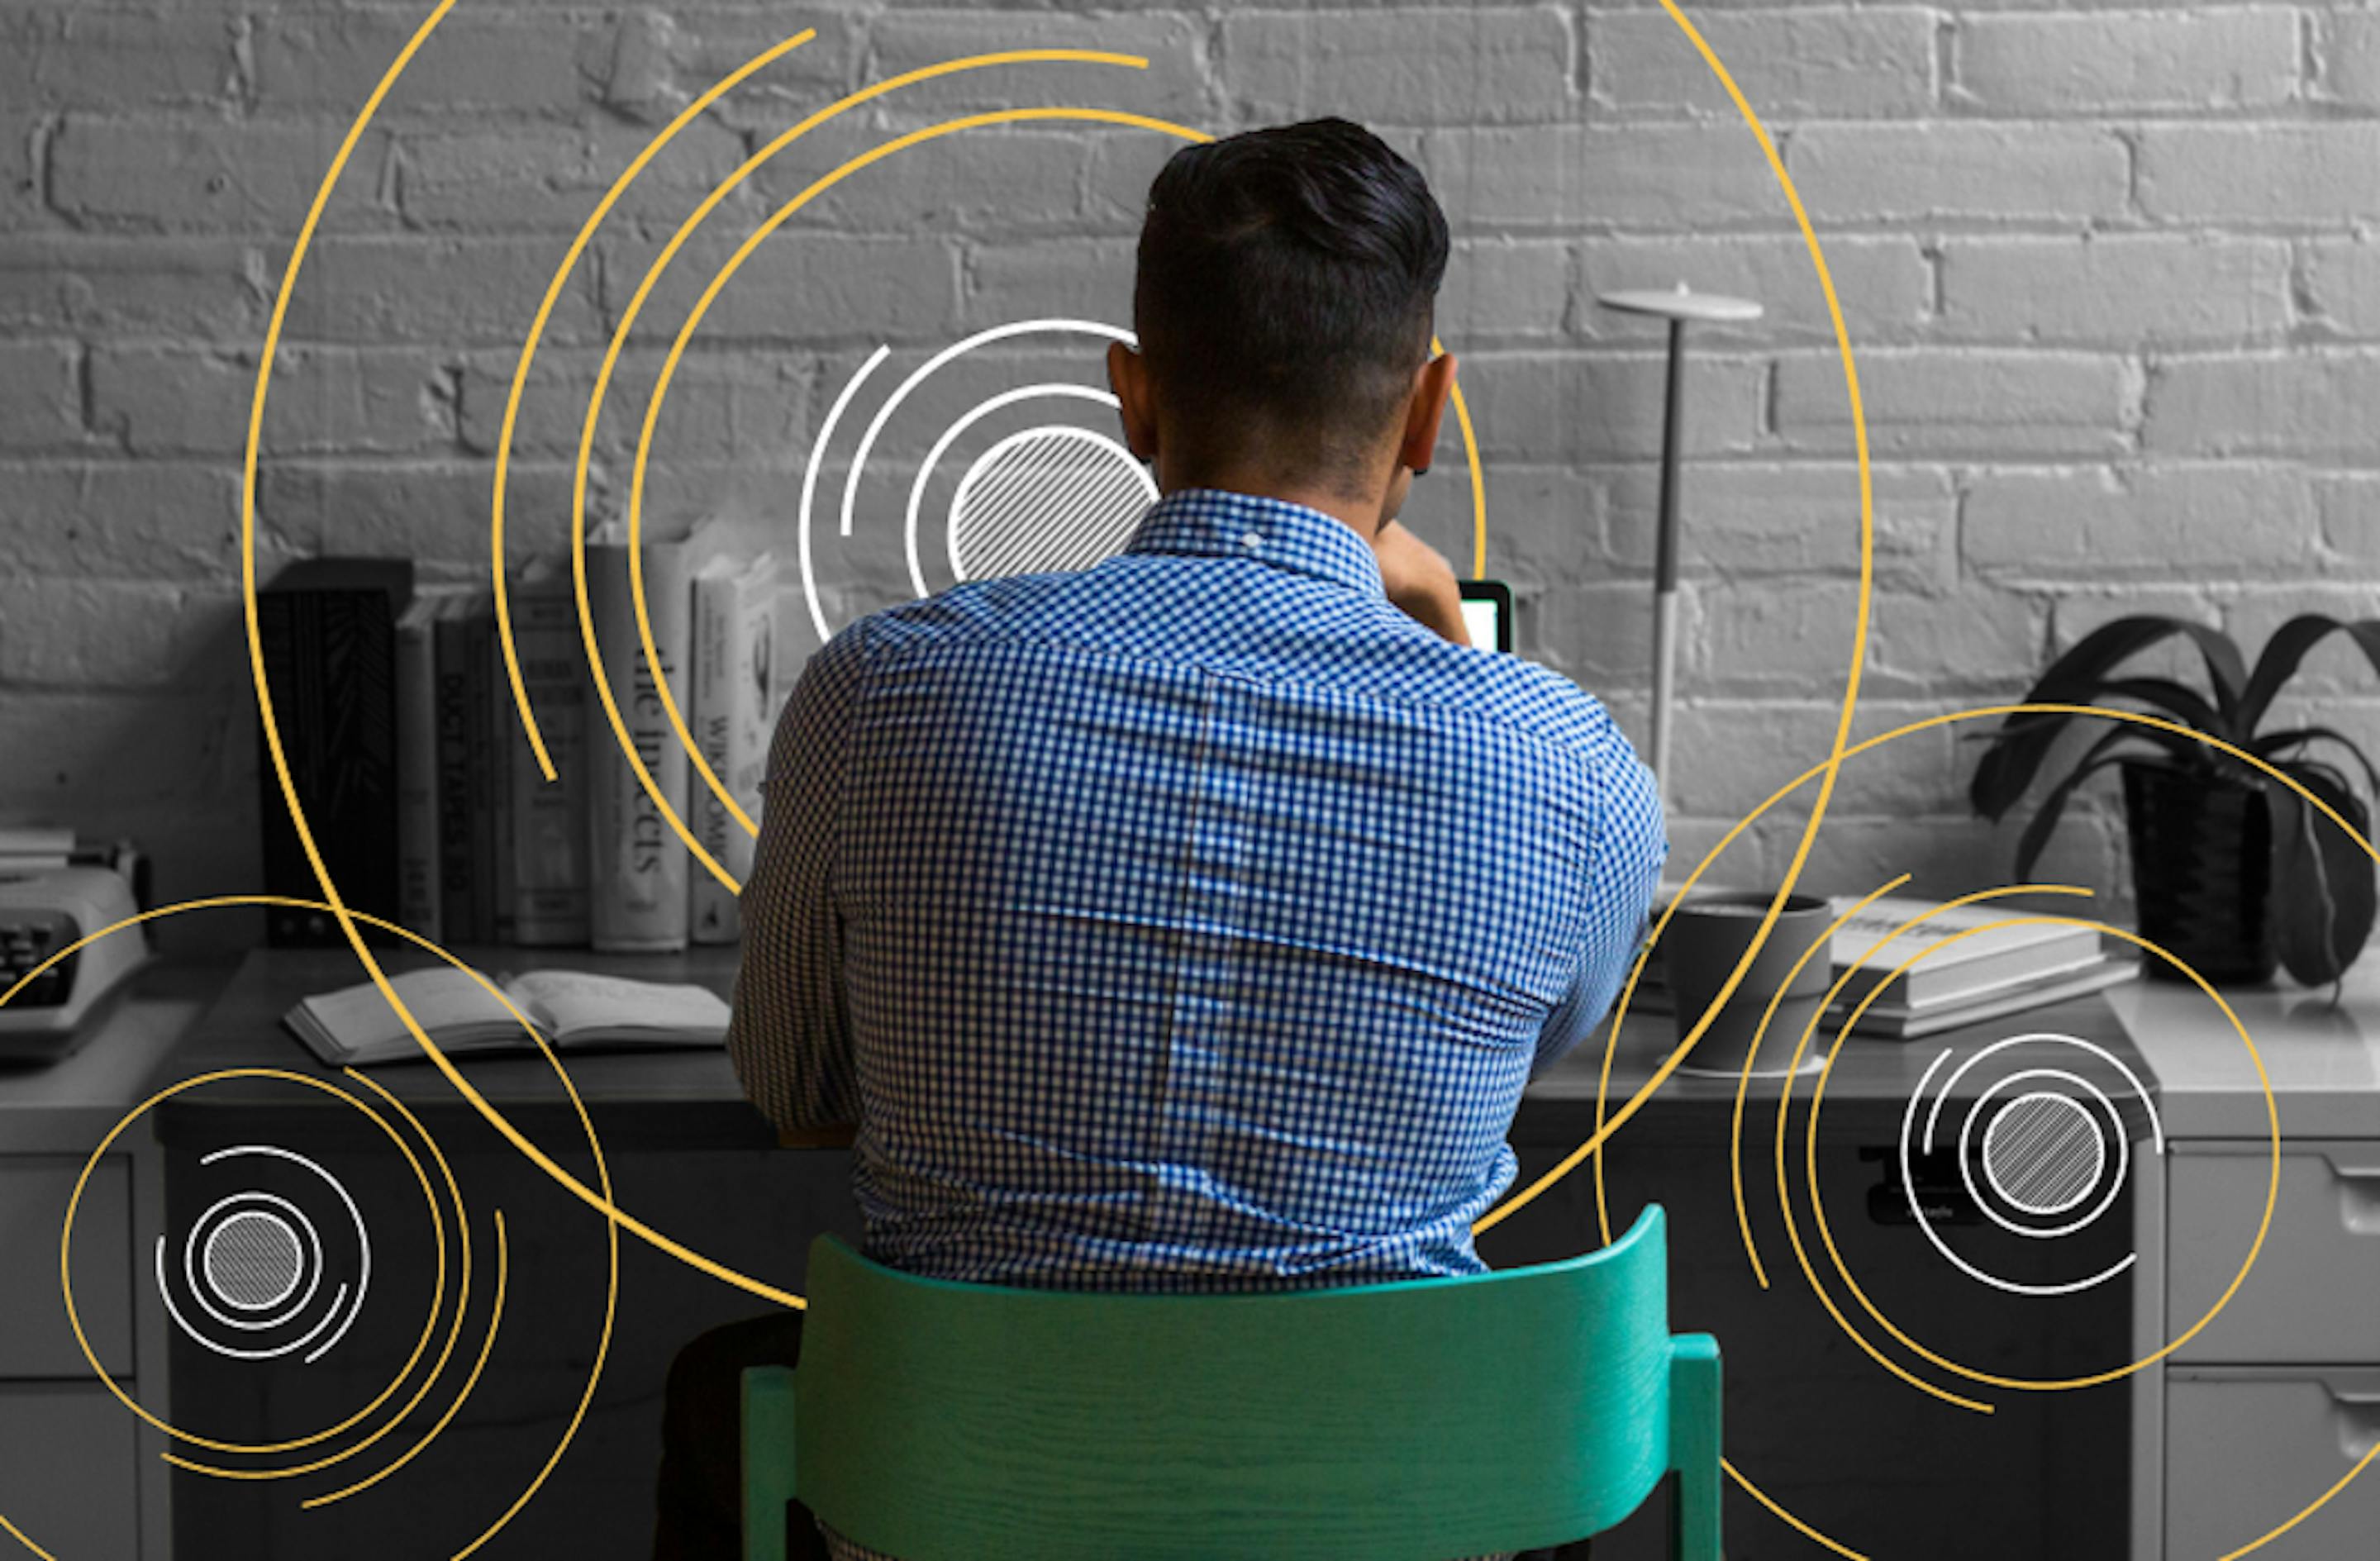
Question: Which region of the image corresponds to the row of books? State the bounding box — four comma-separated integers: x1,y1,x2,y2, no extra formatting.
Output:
1635,888,2137,1040
255,537,786,954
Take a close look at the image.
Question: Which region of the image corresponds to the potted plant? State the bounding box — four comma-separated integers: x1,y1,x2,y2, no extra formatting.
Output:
1969,614,2380,988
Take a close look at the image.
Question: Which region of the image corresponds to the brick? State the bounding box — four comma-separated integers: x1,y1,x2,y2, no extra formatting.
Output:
1425,123,1790,228
1534,577,1694,689
0,9,238,108
1588,8,1936,117
0,578,236,688
2,112,42,231
1955,11,2298,113
1084,130,1184,234
1669,700,1965,816
1457,350,1768,462
2316,474,2380,564
1787,122,2128,223
631,11,861,131
1599,462,1955,593
599,233,960,346
1224,7,1575,126
50,117,397,232
1437,238,1574,340
2048,588,2227,662
395,119,752,232
1,461,249,582
2139,125,2380,225
1393,464,1605,579
1939,236,2292,345
293,236,604,346
258,459,582,565
89,343,458,459
2318,12,2380,106
1576,234,1929,345
0,236,260,337
1964,466,2316,582
249,10,593,117
964,237,1137,331
2145,352,2380,459
0,339,81,454
458,348,808,463
1775,350,2133,458
0,689,245,803
1695,578,1863,690
1873,587,2047,694
765,128,1092,237
866,11,1212,124
2304,237,2380,339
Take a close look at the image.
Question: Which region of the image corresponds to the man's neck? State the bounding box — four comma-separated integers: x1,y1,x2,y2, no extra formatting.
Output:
1160,469,1388,541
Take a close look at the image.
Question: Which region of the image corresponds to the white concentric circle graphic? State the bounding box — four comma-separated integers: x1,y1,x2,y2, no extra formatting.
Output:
948,425,1156,582
1898,1030,2164,1297
160,1144,373,1364
797,317,1144,645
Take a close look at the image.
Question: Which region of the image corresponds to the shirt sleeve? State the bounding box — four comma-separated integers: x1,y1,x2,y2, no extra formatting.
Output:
1531,733,1667,1076
726,618,871,1135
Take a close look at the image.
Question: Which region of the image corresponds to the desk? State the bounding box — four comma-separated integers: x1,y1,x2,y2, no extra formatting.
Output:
13,949,2378,1559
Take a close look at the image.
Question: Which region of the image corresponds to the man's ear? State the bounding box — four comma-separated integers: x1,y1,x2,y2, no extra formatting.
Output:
1397,351,1456,478
1107,341,1159,464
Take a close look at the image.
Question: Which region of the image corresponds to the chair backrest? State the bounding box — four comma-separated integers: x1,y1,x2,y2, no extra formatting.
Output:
786,1206,1681,1559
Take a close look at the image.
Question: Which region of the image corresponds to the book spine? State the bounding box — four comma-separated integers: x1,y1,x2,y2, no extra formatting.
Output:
255,576,406,946
463,607,499,945
689,572,740,945
432,612,477,943
483,609,516,946
587,542,691,952
393,610,442,946
511,588,592,946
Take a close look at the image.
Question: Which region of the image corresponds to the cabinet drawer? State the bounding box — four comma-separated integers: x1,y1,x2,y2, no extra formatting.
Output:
0,1385,140,1554
0,1157,133,1378
2168,1141,2380,1363
2168,1369,2380,1559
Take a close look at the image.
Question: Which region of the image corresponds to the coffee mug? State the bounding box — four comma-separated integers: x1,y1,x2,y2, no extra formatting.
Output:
1664,891,1834,1078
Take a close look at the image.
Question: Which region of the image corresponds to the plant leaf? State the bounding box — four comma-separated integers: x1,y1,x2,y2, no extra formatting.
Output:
2266,760,2378,987
1969,616,2245,819
2251,726,2380,802
2239,616,2380,736
2011,731,2135,881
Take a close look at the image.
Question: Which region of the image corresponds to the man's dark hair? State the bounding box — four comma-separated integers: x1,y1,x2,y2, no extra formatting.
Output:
1134,117,1450,487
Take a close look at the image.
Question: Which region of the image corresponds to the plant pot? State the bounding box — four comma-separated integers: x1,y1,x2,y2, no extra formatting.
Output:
2121,759,2276,986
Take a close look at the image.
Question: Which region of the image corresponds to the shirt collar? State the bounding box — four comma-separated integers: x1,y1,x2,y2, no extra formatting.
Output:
1121,488,1386,597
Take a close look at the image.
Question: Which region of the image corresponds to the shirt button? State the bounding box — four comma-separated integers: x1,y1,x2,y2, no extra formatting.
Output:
1240,531,1263,550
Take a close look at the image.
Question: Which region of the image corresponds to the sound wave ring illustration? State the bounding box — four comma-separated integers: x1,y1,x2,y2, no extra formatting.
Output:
160,1146,369,1363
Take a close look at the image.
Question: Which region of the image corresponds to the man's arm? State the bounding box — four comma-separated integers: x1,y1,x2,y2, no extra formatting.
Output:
1532,738,1668,1074
726,620,870,1138
1372,520,1470,645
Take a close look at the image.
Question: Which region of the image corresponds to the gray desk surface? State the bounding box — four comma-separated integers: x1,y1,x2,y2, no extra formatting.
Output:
138,946,2163,1148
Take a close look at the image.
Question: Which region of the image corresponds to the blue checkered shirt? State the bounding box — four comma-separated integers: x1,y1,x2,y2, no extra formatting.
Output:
731,488,1664,1559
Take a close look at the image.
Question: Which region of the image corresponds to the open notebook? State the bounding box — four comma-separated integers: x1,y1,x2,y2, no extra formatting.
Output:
283,966,731,1067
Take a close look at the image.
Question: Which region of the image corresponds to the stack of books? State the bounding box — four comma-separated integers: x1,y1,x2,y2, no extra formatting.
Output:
260,535,787,955
1638,888,2137,1040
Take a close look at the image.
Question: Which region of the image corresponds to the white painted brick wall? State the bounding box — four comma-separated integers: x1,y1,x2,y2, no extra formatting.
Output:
5,0,2377,955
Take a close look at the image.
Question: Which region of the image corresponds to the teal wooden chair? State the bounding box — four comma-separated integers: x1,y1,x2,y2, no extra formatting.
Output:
743,1205,1719,1559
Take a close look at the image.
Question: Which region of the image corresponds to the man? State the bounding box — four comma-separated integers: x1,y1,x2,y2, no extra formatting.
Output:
655,117,1664,1559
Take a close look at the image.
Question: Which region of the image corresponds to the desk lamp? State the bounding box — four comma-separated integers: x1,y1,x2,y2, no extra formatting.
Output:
1593,284,1764,811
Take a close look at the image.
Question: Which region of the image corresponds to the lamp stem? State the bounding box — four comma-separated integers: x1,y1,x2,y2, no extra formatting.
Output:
1649,316,1687,811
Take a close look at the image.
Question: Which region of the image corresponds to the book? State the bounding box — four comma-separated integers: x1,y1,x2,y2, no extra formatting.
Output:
509,578,592,946
1825,895,2099,1007
1839,959,2139,1040
254,559,413,946
393,597,443,946
282,965,729,1067
688,552,779,945
587,535,692,952
431,597,481,944
464,609,510,945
